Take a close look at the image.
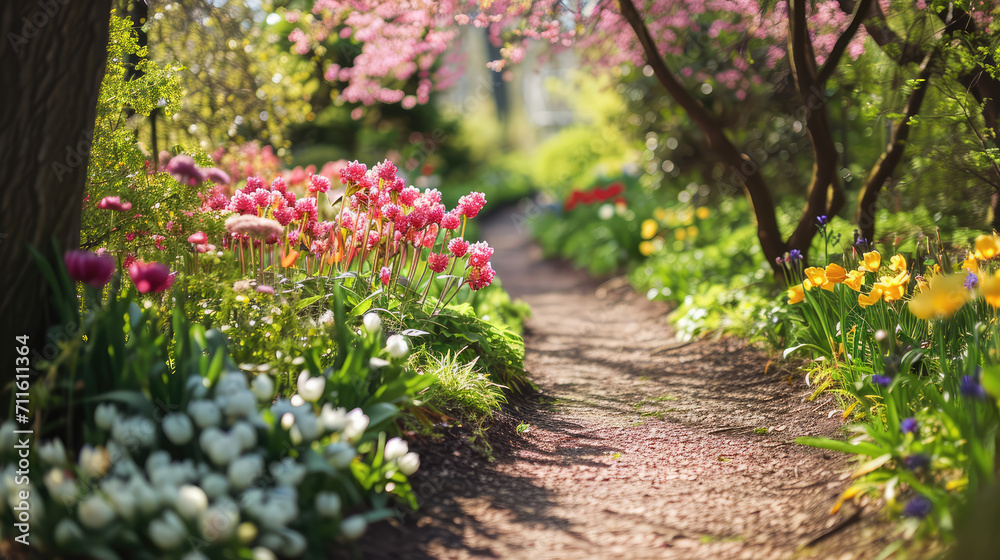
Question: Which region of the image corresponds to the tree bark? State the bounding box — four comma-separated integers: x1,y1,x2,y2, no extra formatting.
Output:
0,2,112,365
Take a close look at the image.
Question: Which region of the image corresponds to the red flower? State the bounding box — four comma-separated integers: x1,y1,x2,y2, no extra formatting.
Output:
64,250,115,288
128,261,175,294
606,182,624,197
428,252,450,273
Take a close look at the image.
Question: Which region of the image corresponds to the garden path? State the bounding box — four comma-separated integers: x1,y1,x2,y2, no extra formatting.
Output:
352,205,886,560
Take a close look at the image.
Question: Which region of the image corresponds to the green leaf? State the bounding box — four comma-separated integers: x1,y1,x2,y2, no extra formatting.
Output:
795,436,884,457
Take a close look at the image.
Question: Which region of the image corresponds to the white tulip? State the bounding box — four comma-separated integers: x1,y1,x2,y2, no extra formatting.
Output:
241,488,266,519
231,421,258,450
201,473,229,499
131,476,160,515
320,404,348,432
201,429,240,466
78,445,110,478
146,449,172,473
293,410,321,442
343,408,369,442
38,439,67,466
223,390,257,420
163,413,194,446
315,492,341,517
259,493,297,530
324,442,356,469
385,334,409,359
177,484,209,521
78,494,116,529
200,499,239,542
182,551,210,560
397,452,420,476
270,457,306,487
149,510,187,550
270,399,296,418
94,403,118,431
54,518,83,546
251,375,275,402
228,455,264,489
340,515,367,540
112,416,157,449
362,312,382,334
383,437,409,462
43,468,77,506
216,372,248,397
188,400,222,428
296,371,326,402
252,546,278,560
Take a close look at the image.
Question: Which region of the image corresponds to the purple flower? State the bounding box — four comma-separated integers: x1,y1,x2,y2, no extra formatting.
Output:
64,250,115,288
960,374,987,400
256,285,275,295
964,271,978,290
787,249,803,262
202,167,231,185
872,375,892,387
816,215,829,226
900,417,918,435
775,256,786,265
902,495,932,518
166,155,204,186
903,454,930,471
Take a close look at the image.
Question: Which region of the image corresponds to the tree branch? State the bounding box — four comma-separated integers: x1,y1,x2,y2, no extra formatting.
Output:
817,0,872,84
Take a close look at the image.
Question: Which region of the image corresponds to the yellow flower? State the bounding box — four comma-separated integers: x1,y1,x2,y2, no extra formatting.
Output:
889,254,907,273
787,284,805,304
696,207,710,220
980,272,1000,308
825,263,847,284
641,219,658,240
844,270,866,291
962,252,979,273
859,251,881,272
974,234,1000,260
858,286,884,308
804,267,827,290
653,208,667,221
906,273,969,319
674,228,687,241
686,225,699,239
875,270,909,302
639,241,655,256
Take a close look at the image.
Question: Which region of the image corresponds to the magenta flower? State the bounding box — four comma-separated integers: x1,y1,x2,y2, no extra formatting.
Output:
256,285,275,295
428,252,450,273
457,192,487,218
441,212,461,230
380,266,391,285
467,241,494,267
201,167,231,185
97,196,132,212
466,262,496,291
376,160,398,182
64,250,115,288
187,231,208,245
166,155,204,186
339,161,368,185
308,174,331,194
448,238,470,258
128,261,175,294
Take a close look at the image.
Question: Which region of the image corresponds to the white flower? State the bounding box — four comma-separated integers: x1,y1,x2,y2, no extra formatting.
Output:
186,375,210,399
131,476,160,515
38,439,67,466
231,421,258,450
385,334,409,359
188,400,221,428
343,408,369,442
324,442,356,469
318,309,334,324
112,416,157,449
201,473,229,499
270,457,306,487
340,515,367,540
78,494,116,529
200,498,239,542
281,528,307,557
252,546,278,560
362,312,382,334
100,478,136,522
146,449,172,473
54,518,83,546
163,413,194,445
94,403,118,431
78,445,111,478
293,410,321,442
200,429,240,466
397,452,420,476
228,455,264,489
149,510,187,550
177,484,209,521
296,371,326,402
314,492,341,517
43,468,77,506
383,437,409,462
216,372,249,397
320,404,348,432
182,551,210,560
259,488,298,530
251,375,275,402
280,412,296,431
222,390,257,420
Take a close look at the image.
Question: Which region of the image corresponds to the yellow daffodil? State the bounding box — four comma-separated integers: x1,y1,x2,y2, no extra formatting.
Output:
906,273,969,319
641,219,658,240
804,267,827,288
639,241,655,256
844,270,866,291
858,286,884,308
787,284,805,304
696,207,710,220
979,272,1000,308
974,234,1000,260
889,254,907,273
962,252,979,273
875,270,909,302
825,263,847,284
859,251,881,272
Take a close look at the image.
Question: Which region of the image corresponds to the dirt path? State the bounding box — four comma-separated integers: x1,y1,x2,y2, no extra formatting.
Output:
352,206,886,559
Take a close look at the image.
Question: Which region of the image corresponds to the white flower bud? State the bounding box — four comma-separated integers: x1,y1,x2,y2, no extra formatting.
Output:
228,455,264,489
397,452,420,476
296,371,326,402
188,400,221,428
200,498,239,542
149,510,187,550
342,408,369,442
78,445,111,478
340,515,367,540
385,334,409,359
177,484,209,521
383,437,408,462
251,375,275,402
362,312,382,334
38,439,67,466
43,468,77,506
78,494,116,529
94,403,118,431
54,518,83,546
223,390,257,420
315,492,341,517
252,547,278,560
200,473,229,499
320,404,348,432
163,413,194,446
131,477,160,516
231,421,258,450
270,457,306,487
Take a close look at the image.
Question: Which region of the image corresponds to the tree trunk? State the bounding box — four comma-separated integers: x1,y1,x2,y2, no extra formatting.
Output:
0,2,112,365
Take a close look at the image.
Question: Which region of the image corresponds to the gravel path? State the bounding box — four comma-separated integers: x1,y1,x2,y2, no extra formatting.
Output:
350,205,887,559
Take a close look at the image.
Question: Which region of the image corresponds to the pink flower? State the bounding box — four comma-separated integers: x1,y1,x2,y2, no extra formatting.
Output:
202,167,231,185
428,252,450,273
448,238,470,257
380,266,391,285
457,192,486,218
122,253,137,271
166,155,204,186
466,262,496,291
128,261,175,293
308,174,331,194
188,231,207,244
64,250,115,288
441,212,461,230
256,285,275,295
467,241,493,267
399,186,420,207
376,160,398,182
97,196,132,212
339,161,368,185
